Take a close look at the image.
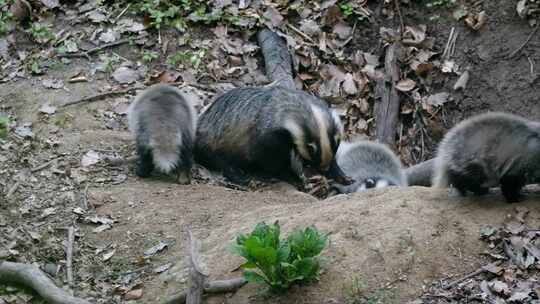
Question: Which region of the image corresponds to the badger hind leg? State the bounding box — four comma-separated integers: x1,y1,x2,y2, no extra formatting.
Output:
135,145,154,178
463,163,490,196
500,175,526,203
195,148,251,186
446,170,469,197
223,166,251,186
175,145,194,185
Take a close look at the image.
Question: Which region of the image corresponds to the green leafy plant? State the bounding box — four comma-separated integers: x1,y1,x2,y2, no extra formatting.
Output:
137,0,210,31
141,50,159,63
98,54,121,74
26,58,44,75
231,221,328,293
0,115,9,139
28,22,54,44
0,0,13,36
422,0,456,8
340,2,354,17
167,49,205,69
338,2,369,22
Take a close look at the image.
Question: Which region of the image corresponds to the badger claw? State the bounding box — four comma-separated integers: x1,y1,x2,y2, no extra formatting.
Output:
325,158,355,185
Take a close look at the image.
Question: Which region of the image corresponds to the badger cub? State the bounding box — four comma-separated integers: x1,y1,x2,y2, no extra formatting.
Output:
432,112,540,202
127,84,197,184
195,86,353,186
333,141,407,193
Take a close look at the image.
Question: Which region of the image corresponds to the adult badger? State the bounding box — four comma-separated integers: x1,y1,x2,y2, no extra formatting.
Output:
432,112,540,202
333,140,407,193
128,84,197,184
195,85,353,186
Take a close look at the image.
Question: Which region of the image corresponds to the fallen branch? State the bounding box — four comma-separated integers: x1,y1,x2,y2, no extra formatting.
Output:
65,226,75,287
161,278,247,304
375,41,402,148
0,261,91,304
405,159,435,187
31,157,59,173
257,27,296,90
508,24,539,58
103,155,137,166
393,0,404,40
187,230,208,304
443,267,485,290
81,183,90,210
62,87,141,107
6,180,20,199
442,27,457,60
58,33,149,59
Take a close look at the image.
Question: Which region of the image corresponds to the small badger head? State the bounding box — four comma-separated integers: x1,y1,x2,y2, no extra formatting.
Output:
357,178,398,191
332,177,398,194
284,104,352,184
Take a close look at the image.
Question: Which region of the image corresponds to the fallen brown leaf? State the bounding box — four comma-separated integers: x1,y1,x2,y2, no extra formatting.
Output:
395,79,416,92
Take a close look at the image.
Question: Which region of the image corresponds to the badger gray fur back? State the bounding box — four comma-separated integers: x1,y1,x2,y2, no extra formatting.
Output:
128,84,197,183
432,112,540,202
195,85,351,185
334,141,407,193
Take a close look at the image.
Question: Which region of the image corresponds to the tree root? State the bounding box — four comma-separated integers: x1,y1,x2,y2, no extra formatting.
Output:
161,278,247,304
0,261,91,304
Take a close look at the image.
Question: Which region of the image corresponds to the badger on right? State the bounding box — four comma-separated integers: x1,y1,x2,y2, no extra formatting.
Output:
432,112,540,203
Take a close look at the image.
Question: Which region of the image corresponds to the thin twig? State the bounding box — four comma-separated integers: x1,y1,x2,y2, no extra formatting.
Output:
527,56,535,77
81,183,90,210
58,33,149,59
443,261,500,290
286,23,316,44
394,0,405,40
6,181,21,199
443,267,485,289
30,157,59,173
114,3,132,23
62,87,141,107
508,24,539,58
66,226,75,287
442,27,456,60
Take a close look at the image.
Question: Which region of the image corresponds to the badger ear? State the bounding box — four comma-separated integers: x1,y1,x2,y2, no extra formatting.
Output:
365,178,376,188
529,121,540,134
330,109,344,135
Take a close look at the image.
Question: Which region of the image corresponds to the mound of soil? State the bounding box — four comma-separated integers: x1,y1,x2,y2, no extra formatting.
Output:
88,183,540,303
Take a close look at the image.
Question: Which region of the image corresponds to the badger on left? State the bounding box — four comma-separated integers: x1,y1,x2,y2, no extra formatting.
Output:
127,84,197,184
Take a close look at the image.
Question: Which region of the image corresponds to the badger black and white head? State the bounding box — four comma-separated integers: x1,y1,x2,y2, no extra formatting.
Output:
432,112,540,203
194,86,353,186
128,84,197,184
332,140,407,194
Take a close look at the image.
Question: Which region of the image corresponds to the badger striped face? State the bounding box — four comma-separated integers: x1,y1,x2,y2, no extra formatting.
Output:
284,105,343,172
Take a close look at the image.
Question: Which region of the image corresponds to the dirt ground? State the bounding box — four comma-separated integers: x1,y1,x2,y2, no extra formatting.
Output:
1,0,540,303
90,184,540,303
